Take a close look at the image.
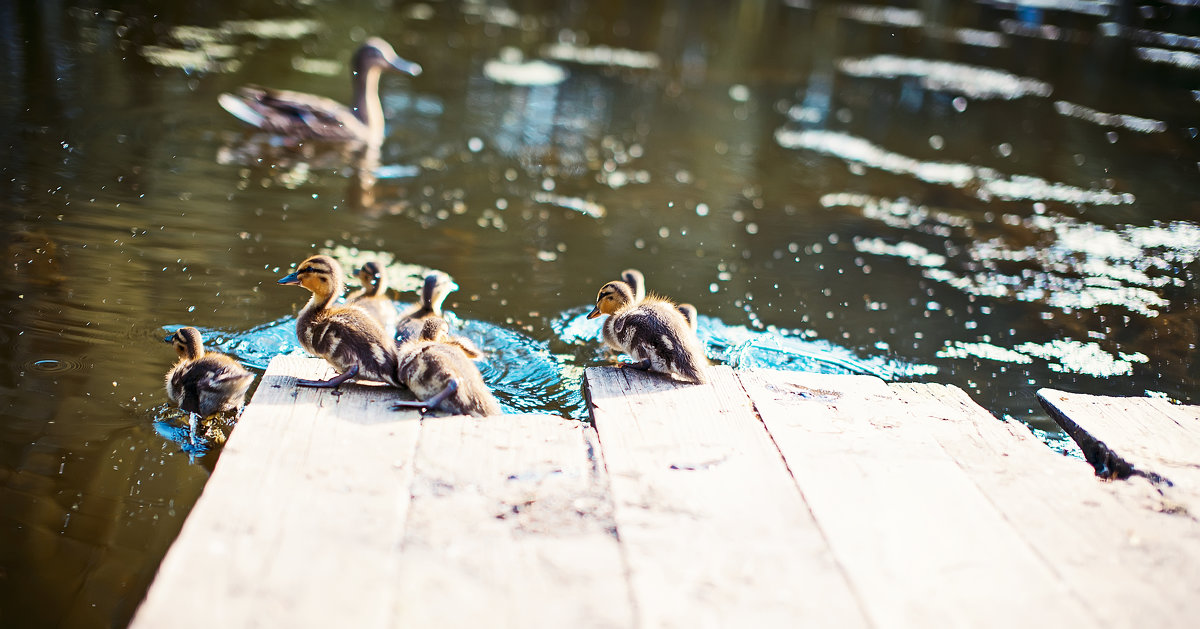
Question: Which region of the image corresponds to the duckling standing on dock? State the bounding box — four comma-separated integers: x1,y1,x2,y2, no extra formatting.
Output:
347,261,398,338
164,327,256,444
219,38,422,148
277,255,402,388
392,318,502,417
396,271,459,341
621,268,700,333
587,280,709,384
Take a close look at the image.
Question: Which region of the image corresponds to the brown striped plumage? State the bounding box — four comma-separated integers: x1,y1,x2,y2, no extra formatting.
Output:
622,267,699,333
347,261,398,339
587,280,708,384
392,318,501,417
164,327,255,443
277,254,401,388
396,271,459,342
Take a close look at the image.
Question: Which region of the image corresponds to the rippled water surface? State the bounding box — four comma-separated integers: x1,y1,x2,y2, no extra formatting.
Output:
3,0,1199,625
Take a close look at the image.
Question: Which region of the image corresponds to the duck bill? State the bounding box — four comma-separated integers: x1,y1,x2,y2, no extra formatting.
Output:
162,332,176,343
389,58,422,76
277,272,301,285
586,306,602,320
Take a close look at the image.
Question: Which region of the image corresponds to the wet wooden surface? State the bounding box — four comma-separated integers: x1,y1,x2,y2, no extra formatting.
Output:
133,358,1200,628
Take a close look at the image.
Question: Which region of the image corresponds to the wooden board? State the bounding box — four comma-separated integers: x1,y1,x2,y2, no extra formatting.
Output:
391,414,633,628
584,366,869,629
1038,388,1200,516
131,355,421,628
738,370,1091,628
133,357,626,628
893,383,1200,629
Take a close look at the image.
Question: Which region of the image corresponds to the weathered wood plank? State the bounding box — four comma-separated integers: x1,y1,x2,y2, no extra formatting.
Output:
391,414,633,628
1038,388,1200,515
132,355,421,628
892,383,1200,629
585,366,869,628
738,370,1093,628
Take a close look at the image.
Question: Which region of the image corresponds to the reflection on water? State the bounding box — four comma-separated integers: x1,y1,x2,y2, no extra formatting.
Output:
3,0,1200,626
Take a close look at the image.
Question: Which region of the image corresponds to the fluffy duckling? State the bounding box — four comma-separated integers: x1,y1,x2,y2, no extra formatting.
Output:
587,280,708,384
621,268,699,332
347,261,398,338
164,327,255,443
277,254,402,388
396,271,459,342
219,38,422,148
392,318,502,417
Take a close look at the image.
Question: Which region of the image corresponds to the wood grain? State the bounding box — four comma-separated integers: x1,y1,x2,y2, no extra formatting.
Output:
585,366,868,629
739,370,1091,628
391,414,633,628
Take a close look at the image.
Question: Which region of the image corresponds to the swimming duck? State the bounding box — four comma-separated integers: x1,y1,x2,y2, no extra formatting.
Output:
164,327,255,443
587,279,708,384
347,261,398,338
277,254,402,388
218,38,422,148
396,271,459,341
392,318,502,417
621,268,699,332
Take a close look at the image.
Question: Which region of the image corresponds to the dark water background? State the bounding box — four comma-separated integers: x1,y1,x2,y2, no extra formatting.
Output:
2,0,1199,625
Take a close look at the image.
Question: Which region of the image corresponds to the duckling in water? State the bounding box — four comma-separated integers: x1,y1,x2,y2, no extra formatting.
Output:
347,261,398,338
621,268,700,332
396,271,459,341
588,280,708,384
218,38,422,148
164,327,255,444
392,318,502,417
277,254,402,388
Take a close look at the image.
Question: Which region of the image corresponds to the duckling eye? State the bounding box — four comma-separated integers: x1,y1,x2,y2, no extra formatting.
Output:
298,266,312,274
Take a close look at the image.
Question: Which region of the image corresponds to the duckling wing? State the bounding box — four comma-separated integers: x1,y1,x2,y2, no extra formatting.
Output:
222,86,365,140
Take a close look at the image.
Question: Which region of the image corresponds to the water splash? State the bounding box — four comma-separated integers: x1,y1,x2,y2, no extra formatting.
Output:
553,306,937,381
939,339,1148,377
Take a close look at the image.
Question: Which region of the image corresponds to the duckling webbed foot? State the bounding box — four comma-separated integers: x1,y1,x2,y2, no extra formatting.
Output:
390,378,459,413
296,364,359,388
620,358,653,371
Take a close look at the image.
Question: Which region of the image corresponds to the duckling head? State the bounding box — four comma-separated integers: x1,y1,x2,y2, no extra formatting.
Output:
356,261,387,294
277,254,345,301
421,272,459,312
354,38,422,78
620,269,646,303
587,281,636,319
164,326,205,360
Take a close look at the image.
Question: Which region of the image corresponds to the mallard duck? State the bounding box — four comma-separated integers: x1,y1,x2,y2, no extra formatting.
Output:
164,327,255,443
218,38,421,148
392,318,502,417
277,254,402,388
396,271,459,341
621,268,699,332
347,261,398,338
587,280,708,384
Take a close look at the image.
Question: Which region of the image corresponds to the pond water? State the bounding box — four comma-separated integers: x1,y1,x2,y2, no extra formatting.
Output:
3,0,1199,625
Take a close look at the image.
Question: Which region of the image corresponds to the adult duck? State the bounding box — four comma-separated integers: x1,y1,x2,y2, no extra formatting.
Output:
219,38,421,148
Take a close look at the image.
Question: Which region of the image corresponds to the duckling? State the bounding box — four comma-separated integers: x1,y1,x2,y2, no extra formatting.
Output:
621,268,699,332
277,254,402,388
347,261,398,338
396,271,459,342
587,280,708,384
219,38,422,148
163,327,255,444
392,318,502,417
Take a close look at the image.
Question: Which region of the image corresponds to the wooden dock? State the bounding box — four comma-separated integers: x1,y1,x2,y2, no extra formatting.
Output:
132,356,1200,628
